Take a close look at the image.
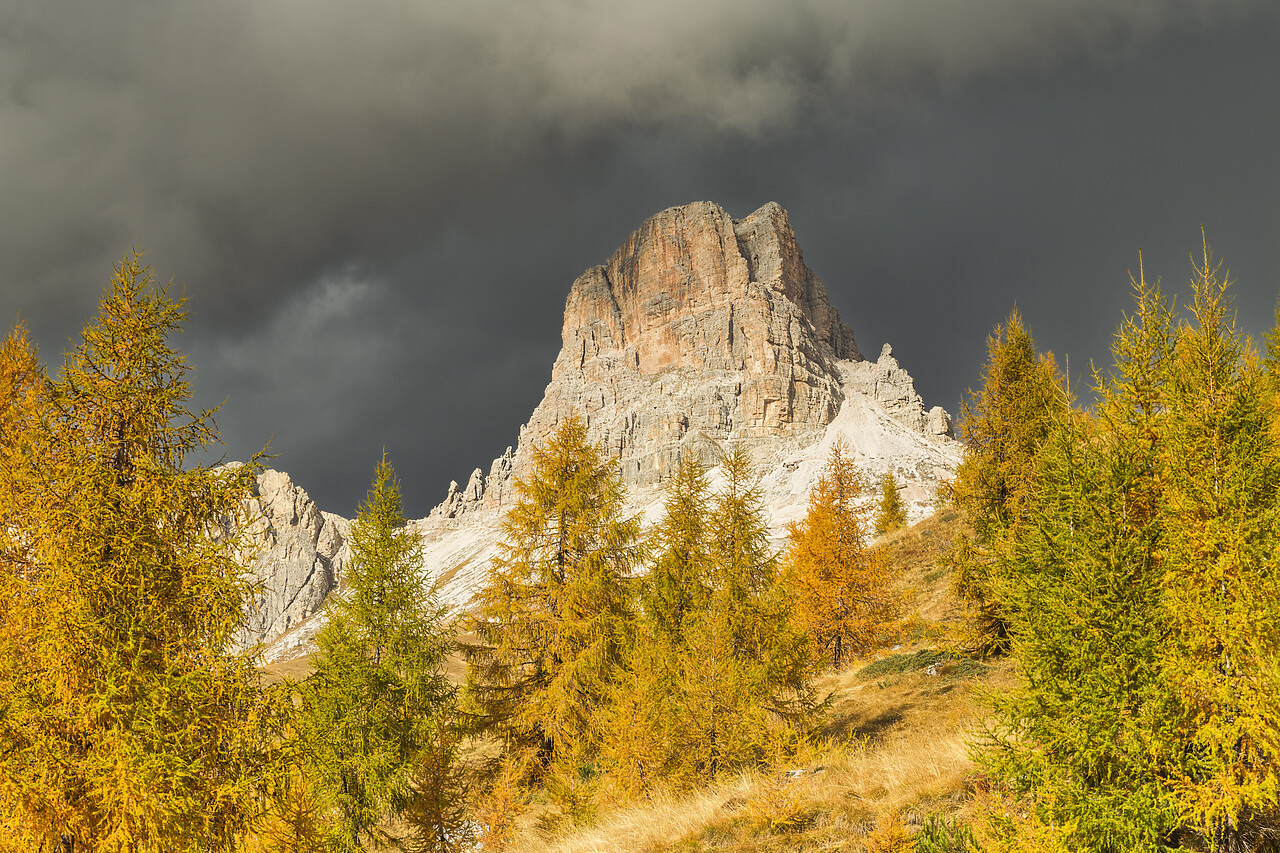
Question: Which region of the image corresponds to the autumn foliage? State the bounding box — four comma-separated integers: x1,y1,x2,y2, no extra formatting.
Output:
784,440,899,670
463,414,641,813
947,310,1068,651
29,240,1280,852
601,449,815,796
963,245,1280,851
0,252,269,852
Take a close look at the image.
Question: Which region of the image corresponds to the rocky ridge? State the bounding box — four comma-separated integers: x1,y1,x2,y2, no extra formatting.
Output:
241,201,961,660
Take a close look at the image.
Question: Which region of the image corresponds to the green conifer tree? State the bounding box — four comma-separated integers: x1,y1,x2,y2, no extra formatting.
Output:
297,454,461,853
982,249,1280,851
708,446,781,657
947,310,1068,651
598,628,689,796
875,471,908,537
642,457,713,645
463,416,641,789
0,252,270,853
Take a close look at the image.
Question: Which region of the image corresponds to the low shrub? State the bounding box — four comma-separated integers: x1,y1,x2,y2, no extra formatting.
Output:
915,814,980,852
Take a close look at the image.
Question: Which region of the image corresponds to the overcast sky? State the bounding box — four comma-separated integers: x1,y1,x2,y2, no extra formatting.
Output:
3,1,1277,516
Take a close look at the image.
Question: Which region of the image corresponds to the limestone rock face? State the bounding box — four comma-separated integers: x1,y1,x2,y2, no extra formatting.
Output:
843,343,952,437
507,201,862,490
927,406,954,438
236,469,350,649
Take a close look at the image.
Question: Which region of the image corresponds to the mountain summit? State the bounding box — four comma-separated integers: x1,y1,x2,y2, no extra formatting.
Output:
241,202,960,658
531,200,858,486
442,201,951,515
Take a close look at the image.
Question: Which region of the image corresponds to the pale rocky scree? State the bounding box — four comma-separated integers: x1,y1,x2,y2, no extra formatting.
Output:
241,201,961,660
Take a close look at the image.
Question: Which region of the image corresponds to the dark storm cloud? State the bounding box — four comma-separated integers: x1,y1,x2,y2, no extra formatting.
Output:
1,0,1276,513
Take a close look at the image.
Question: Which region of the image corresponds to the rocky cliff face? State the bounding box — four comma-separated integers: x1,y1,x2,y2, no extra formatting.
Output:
519,201,858,489
435,201,951,521
846,343,954,436
237,469,350,651
244,201,961,661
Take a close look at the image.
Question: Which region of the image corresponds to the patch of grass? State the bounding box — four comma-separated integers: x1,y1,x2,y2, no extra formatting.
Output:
857,650,953,680
258,652,315,684
915,813,981,852
514,649,1020,852
881,510,967,630
518,731,977,853
922,567,948,586
946,659,989,679
856,650,990,682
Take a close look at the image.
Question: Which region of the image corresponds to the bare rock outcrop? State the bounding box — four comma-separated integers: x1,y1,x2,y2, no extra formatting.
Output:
844,343,954,438
481,201,864,496
236,469,350,649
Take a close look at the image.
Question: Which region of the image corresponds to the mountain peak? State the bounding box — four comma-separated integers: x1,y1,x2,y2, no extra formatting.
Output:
567,200,858,374
526,200,868,490
241,201,959,659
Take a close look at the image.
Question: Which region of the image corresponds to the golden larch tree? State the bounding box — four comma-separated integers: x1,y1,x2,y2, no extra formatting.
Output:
0,252,270,853
785,439,898,670
463,415,641,806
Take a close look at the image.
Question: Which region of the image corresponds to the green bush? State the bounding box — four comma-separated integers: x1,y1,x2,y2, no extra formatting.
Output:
856,649,990,681
857,650,951,679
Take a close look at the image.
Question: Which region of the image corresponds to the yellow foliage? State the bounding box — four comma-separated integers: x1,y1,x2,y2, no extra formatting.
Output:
864,811,914,853
743,779,810,834
464,415,641,809
0,252,270,852
241,766,327,853
785,439,900,669
967,784,1072,853
473,749,536,852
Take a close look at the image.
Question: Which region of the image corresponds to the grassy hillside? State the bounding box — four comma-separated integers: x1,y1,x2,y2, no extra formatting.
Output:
259,508,1000,852
498,507,1008,853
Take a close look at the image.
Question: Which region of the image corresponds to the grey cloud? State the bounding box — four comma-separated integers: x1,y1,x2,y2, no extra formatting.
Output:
6,1,1267,293
2,0,1276,512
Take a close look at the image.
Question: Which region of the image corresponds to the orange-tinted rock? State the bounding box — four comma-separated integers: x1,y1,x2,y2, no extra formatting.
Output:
513,200,861,488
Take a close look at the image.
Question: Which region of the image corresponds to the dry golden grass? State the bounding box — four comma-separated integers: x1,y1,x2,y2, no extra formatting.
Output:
516,711,982,853
259,652,315,685
877,506,966,629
